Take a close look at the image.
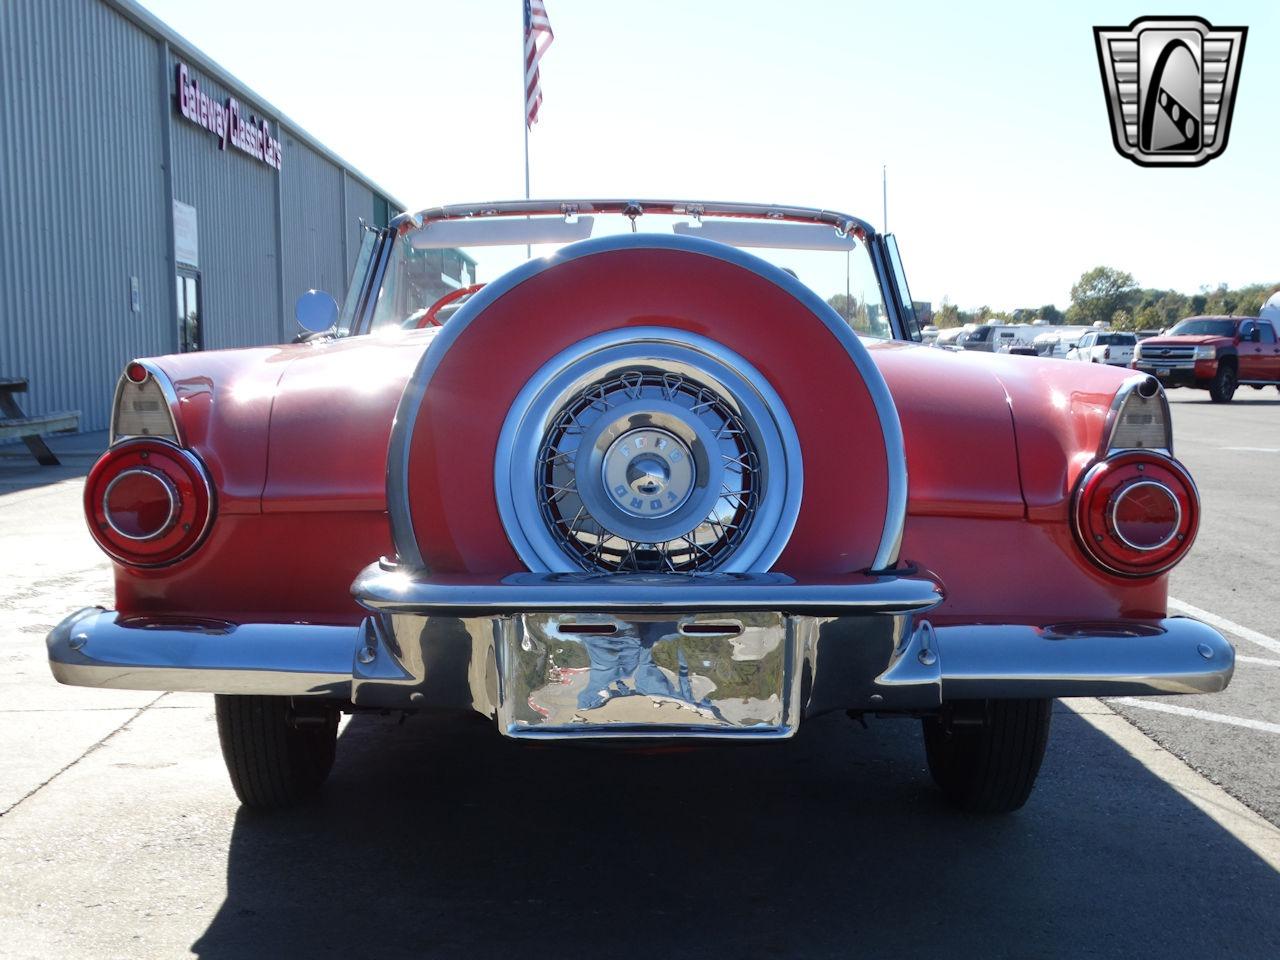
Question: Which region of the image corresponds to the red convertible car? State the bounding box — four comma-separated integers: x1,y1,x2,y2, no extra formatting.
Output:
48,200,1233,814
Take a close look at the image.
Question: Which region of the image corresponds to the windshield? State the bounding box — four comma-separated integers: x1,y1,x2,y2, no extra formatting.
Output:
1169,317,1238,337
370,212,892,339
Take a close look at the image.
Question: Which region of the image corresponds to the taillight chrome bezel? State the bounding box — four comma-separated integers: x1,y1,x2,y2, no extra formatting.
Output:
1072,451,1199,578
85,438,214,567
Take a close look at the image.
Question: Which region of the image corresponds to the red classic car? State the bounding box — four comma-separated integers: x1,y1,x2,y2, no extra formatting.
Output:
48,200,1233,814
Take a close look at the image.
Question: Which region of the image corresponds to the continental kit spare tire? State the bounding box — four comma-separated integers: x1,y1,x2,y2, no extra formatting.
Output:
386,234,906,578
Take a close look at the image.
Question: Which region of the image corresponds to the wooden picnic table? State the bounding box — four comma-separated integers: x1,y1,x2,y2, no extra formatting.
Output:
0,377,80,466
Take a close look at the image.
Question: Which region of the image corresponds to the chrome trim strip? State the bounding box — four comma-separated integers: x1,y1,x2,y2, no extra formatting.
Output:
390,198,877,241
353,566,943,617
386,232,908,573
46,608,358,698
1108,480,1182,552
933,617,1234,698
108,361,184,447
1100,373,1173,458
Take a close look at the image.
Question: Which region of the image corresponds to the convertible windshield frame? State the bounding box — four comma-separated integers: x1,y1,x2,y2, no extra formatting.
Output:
391,198,878,241
352,199,914,341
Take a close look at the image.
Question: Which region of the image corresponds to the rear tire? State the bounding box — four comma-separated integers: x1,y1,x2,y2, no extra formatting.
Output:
214,695,338,810
922,699,1052,814
1209,363,1237,402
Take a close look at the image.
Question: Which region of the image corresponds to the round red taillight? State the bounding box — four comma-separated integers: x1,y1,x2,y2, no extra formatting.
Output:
85,440,213,567
125,362,149,384
1073,452,1198,577
1110,480,1181,551
103,469,178,540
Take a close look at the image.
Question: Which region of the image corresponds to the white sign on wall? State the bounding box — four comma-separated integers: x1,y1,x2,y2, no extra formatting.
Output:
173,200,198,268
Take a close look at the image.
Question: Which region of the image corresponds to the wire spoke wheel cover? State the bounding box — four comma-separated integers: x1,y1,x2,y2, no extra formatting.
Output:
497,328,803,573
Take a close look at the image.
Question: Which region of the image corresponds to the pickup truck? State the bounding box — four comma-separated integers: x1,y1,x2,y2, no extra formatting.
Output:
1068,330,1137,366
1132,315,1280,402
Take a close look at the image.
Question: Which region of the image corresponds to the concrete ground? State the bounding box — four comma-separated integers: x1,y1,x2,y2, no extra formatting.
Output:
1,398,1279,959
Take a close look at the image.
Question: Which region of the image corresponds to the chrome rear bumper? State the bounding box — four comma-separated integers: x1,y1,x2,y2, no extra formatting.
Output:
47,608,359,699
47,569,1235,737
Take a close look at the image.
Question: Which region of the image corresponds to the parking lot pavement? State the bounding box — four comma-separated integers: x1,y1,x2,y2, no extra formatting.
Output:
3,404,1280,958
1109,391,1280,824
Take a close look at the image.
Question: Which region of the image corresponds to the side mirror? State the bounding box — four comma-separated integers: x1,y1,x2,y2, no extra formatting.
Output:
294,289,339,333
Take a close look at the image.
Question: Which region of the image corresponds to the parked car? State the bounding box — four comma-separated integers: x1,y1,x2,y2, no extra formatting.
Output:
47,199,1233,816
932,325,971,350
1068,330,1138,365
1032,325,1097,359
960,322,1035,353
1133,315,1280,402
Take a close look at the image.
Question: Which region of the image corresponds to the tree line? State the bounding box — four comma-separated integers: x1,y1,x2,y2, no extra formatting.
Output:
930,266,1279,332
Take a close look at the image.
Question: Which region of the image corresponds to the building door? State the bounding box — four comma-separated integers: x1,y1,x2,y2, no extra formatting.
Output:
176,269,202,352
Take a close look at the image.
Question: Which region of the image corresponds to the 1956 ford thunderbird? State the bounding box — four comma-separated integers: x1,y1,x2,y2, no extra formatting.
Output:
47,200,1234,814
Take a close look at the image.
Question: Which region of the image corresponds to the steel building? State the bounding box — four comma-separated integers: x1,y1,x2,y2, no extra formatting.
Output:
0,0,410,433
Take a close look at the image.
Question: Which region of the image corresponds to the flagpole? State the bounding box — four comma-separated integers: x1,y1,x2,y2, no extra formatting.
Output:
522,2,531,257
882,164,887,233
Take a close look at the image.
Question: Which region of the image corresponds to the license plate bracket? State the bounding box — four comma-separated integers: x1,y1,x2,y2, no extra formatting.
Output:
498,611,798,739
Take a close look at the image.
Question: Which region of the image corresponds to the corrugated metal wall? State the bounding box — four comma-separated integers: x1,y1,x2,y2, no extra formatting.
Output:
344,176,379,273
281,135,345,315
0,0,400,434
168,51,285,350
0,0,169,432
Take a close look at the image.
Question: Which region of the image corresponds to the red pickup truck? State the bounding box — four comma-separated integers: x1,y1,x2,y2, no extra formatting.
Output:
1132,315,1280,402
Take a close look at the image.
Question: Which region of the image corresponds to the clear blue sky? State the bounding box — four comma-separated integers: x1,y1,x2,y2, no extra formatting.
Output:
138,0,1278,310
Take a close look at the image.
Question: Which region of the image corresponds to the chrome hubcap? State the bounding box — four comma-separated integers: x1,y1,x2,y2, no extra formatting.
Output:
496,328,804,574
604,428,693,518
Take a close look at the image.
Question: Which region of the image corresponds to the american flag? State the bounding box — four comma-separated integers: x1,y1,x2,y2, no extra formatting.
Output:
524,0,554,127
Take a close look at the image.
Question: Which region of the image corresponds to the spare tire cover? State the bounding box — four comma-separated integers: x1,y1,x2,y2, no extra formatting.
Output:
388,233,905,577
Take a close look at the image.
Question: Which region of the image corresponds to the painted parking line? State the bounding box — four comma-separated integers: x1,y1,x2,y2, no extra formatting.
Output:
1238,655,1280,668
1221,447,1280,453
1168,596,1280,656
1110,697,1280,736
1068,700,1280,871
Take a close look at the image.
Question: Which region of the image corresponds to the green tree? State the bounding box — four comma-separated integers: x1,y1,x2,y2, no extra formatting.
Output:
1066,266,1139,327
934,300,962,328
1110,308,1140,332
1037,303,1063,324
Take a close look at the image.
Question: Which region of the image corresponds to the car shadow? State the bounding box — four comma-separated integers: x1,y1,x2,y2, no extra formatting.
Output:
191,706,1280,959
0,459,93,495
0,431,105,494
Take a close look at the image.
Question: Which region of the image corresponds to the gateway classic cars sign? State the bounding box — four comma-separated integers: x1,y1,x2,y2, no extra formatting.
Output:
176,62,283,172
